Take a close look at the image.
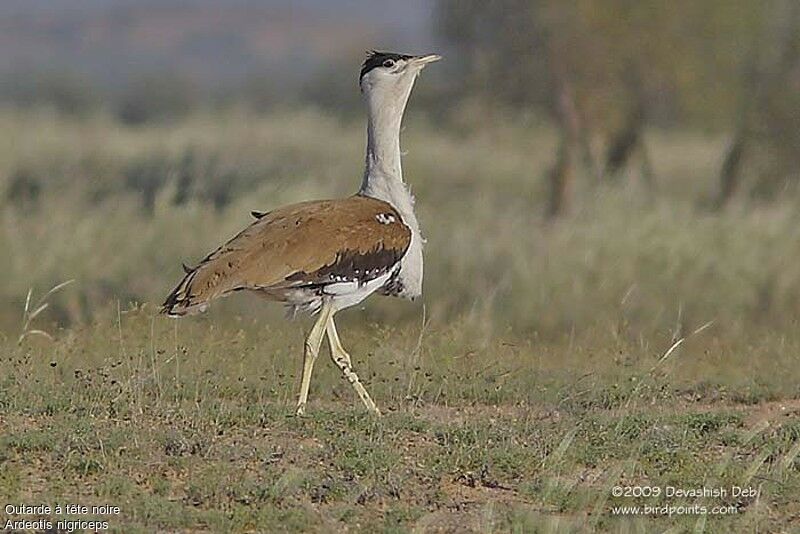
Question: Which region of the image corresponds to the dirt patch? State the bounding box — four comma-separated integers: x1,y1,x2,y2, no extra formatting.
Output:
741,398,800,427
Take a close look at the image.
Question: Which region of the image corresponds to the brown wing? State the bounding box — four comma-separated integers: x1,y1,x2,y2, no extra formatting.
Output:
161,195,411,316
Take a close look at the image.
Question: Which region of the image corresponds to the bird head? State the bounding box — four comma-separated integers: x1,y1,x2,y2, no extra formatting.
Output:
359,51,440,111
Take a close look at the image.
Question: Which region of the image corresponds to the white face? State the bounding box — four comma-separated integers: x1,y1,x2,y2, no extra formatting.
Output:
360,57,416,96
359,54,441,98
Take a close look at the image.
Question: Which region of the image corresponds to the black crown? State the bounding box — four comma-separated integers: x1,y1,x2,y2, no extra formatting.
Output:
360,51,413,79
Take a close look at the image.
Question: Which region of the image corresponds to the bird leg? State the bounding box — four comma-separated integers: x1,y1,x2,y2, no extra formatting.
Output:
326,315,381,416
295,300,334,416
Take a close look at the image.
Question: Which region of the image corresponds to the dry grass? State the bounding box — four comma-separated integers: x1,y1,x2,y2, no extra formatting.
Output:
1,108,800,531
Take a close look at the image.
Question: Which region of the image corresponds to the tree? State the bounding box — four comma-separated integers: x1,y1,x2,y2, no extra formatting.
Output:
716,0,800,207
435,0,786,211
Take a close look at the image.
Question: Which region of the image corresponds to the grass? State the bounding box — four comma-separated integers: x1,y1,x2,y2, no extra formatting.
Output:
1,107,800,531
1,306,799,532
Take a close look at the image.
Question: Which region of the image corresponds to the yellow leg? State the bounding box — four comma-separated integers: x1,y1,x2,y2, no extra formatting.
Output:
295,300,333,416
326,315,381,416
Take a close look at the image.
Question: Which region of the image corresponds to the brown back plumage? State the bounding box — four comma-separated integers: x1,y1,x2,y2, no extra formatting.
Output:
161,195,411,316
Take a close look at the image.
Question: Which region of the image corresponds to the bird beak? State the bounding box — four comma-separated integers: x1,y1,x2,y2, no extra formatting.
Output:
410,54,442,69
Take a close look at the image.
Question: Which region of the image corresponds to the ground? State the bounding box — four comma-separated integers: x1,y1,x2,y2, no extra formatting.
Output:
2,109,800,532
2,309,800,533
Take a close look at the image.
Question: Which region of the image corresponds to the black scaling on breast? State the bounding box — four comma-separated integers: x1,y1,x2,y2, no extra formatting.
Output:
378,266,404,297
286,246,402,288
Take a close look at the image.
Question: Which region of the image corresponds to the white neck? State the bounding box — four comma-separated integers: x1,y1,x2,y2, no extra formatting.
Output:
363,99,404,182
358,76,417,224
356,64,426,300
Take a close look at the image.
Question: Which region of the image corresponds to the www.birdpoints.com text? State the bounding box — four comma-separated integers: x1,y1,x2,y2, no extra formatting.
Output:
608,485,760,517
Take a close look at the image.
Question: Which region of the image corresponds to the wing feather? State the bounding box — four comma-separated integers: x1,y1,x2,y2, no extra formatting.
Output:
161,195,411,316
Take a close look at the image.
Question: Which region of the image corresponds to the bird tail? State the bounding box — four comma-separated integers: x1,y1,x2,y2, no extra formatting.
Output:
161,263,220,317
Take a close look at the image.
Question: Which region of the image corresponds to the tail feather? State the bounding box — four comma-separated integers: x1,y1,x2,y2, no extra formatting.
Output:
161,264,219,317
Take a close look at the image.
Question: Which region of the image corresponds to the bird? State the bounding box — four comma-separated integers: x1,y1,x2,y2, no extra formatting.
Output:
161,51,440,417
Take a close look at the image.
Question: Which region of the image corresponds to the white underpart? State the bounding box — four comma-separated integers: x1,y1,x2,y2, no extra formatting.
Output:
357,60,425,301
280,270,394,316
324,271,392,311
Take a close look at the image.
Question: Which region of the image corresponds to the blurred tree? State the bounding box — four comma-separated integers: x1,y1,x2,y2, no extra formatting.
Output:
6,168,42,206
115,73,199,125
0,71,99,116
600,72,654,187
435,0,784,212
444,0,768,129
300,62,362,116
716,0,800,207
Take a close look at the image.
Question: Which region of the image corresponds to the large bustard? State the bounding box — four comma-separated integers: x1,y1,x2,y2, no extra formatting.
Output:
162,51,440,416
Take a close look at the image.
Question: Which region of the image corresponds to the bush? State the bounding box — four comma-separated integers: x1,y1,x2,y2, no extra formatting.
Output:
115,73,199,125
0,71,99,116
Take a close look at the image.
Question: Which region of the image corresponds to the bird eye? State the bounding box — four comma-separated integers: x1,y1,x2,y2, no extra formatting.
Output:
382,59,395,68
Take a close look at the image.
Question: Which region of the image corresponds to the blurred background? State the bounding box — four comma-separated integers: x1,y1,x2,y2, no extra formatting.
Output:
4,5,800,530
2,0,800,353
